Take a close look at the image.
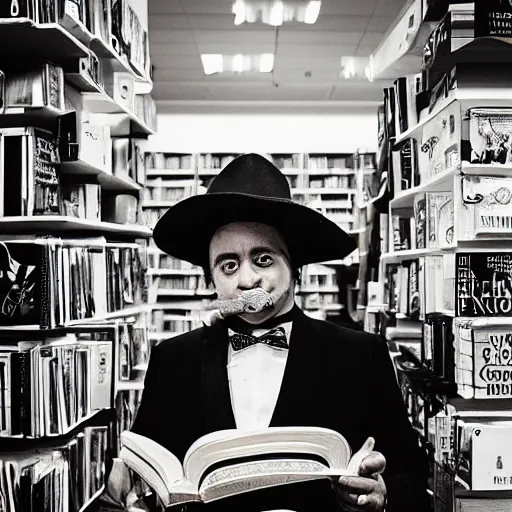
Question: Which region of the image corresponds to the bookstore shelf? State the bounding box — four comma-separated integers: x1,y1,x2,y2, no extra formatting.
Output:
58,14,152,86
66,70,104,94
306,169,355,176
0,18,89,61
83,92,155,135
391,162,512,211
297,287,339,294
158,289,215,297
68,305,152,324
366,3,512,508
447,397,512,414
389,165,458,209
322,258,351,266
148,268,204,276
381,248,447,264
3,104,66,119
144,199,179,208
0,2,154,506
395,87,512,145
323,304,343,311
0,409,115,450
0,217,152,237
164,314,198,321
278,168,303,176
61,160,143,192
386,326,423,340
292,188,356,195
147,168,195,176
59,410,108,439
151,301,208,311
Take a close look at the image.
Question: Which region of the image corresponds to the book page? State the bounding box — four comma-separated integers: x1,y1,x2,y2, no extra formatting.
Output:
120,431,184,487
184,427,351,489
199,458,344,502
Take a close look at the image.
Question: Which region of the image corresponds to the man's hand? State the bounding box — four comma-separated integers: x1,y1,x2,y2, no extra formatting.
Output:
332,437,387,512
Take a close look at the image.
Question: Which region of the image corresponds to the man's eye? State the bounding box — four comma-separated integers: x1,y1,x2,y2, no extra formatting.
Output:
221,261,238,273
255,254,273,266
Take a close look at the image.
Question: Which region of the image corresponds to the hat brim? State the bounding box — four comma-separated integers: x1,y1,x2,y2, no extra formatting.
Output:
152,192,357,268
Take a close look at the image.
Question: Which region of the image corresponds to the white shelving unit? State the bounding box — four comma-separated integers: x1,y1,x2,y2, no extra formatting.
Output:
0,4,155,508
367,4,512,510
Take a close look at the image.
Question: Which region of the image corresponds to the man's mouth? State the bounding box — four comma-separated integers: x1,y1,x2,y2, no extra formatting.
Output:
208,288,274,316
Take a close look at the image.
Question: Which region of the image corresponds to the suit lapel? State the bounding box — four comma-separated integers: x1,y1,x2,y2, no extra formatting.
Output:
269,309,324,427
201,323,237,433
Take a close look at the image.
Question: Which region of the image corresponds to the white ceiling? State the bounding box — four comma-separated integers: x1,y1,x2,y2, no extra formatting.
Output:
148,0,405,104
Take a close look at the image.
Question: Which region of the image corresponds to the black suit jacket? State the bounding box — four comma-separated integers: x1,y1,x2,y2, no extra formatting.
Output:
131,308,431,512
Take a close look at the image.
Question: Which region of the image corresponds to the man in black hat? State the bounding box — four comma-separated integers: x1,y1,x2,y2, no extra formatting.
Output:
129,154,431,511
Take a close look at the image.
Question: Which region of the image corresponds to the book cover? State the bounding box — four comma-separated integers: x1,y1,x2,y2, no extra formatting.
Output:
460,175,512,238
0,241,43,326
475,0,512,38
464,108,512,165
456,252,512,317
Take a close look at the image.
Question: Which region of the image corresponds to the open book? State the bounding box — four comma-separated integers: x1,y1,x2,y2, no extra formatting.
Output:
120,427,370,508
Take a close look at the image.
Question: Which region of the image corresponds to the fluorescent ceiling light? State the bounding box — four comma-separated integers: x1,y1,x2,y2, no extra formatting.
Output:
269,0,285,26
201,54,223,75
341,57,355,79
304,1,321,24
233,53,245,73
259,53,275,72
201,53,275,75
232,1,321,26
232,0,246,25
340,56,372,81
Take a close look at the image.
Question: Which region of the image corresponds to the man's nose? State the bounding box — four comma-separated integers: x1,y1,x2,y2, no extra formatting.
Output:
237,262,261,290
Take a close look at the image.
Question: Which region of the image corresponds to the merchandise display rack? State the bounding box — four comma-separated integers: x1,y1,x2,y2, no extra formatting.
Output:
0,2,156,509
365,2,512,510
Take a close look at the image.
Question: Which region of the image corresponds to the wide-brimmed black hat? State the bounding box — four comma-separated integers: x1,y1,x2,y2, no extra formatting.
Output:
152,153,356,268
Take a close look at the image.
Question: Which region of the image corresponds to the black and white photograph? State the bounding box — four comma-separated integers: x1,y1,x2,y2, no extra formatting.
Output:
0,1,511,511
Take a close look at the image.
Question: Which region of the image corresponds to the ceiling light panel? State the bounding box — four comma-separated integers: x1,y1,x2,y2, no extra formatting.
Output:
201,53,275,75
232,0,322,26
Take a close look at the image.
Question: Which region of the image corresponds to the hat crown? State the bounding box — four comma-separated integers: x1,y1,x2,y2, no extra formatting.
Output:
207,153,291,199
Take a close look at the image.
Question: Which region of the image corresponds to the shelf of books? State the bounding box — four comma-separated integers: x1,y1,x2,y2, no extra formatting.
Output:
142,151,367,336
363,3,512,511
0,1,157,508
341,149,378,327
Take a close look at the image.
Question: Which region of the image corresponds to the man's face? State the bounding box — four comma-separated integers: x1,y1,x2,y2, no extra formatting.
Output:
209,222,295,324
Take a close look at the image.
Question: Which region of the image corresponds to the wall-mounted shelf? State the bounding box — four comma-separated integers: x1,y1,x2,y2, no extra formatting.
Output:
0,217,151,238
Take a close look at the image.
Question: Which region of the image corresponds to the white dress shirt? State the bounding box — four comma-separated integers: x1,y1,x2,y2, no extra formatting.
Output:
227,321,293,431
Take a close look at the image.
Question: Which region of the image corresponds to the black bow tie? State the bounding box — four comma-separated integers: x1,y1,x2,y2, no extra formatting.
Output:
229,327,288,352
223,304,299,335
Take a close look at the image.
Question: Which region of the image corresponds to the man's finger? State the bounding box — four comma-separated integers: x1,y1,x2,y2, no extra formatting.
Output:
337,475,378,494
357,490,385,511
347,437,375,475
333,487,359,505
359,451,386,477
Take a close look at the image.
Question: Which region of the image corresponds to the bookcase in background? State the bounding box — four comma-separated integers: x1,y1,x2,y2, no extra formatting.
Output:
365,1,512,511
0,0,156,509
142,151,372,339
